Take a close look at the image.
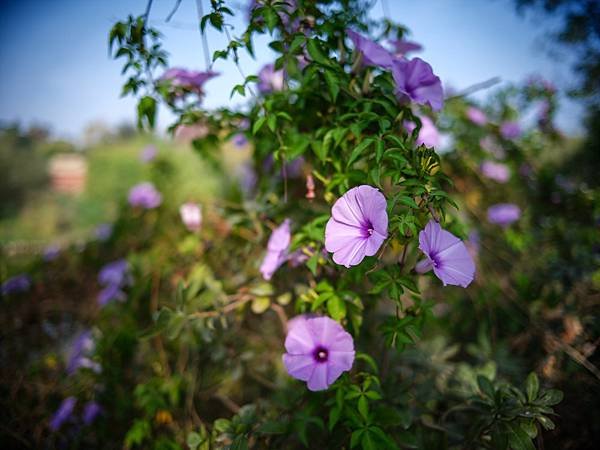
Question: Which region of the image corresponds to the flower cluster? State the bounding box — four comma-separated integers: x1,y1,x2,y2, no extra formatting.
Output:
347,30,443,111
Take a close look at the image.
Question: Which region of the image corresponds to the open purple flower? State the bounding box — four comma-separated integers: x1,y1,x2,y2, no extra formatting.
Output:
404,116,440,148
325,185,388,268
487,203,521,227
282,315,355,391
49,397,76,431
257,64,284,94
260,219,291,280
1,274,31,295
480,161,510,183
390,39,422,57
82,401,102,425
466,106,487,126
128,182,162,209
500,121,521,140
43,244,61,262
347,29,394,68
392,57,444,111
416,220,475,288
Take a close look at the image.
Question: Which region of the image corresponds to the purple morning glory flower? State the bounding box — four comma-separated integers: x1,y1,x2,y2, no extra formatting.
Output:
95,223,113,242
257,64,284,94
500,121,521,140
325,185,388,268
480,161,510,183
347,29,394,68
1,274,31,295
404,116,440,148
390,39,422,57
49,397,76,431
140,144,157,163
416,220,475,288
487,203,521,227
98,260,130,287
392,57,444,111
161,68,219,95
82,401,102,425
180,202,202,232
466,106,487,126
282,315,355,391
128,182,162,209
260,219,291,280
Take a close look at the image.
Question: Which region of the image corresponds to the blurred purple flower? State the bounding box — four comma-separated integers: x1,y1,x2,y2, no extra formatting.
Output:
390,39,422,56
98,283,127,306
238,163,257,193
466,106,487,126
1,274,31,295
43,245,61,262
232,133,248,148
325,185,388,268
128,182,162,209
392,58,444,111
161,68,219,96
49,397,76,431
480,160,510,183
500,121,521,140
404,116,440,148
487,203,521,227
98,260,130,287
67,330,100,375
282,315,355,391
95,223,113,242
180,202,202,232
479,136,505,159
140,145,157,163
257,64,284,94
82,401,102,425
416,220,475,288
260,219,291,280
347,29,394,68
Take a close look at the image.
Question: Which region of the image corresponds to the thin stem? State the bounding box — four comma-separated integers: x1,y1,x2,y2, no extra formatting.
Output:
446,77,501,100
195,0,212,70
190,295,252,319
166,0,183,22
143,0,154,23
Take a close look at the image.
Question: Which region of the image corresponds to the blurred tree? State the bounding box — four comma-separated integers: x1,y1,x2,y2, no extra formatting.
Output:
0,124,50,217
513,0,600,185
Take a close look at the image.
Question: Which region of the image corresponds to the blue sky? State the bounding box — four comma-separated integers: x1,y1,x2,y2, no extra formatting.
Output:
0,0,582,140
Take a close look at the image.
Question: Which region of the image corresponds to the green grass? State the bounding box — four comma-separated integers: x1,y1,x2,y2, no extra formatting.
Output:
0,136,226,244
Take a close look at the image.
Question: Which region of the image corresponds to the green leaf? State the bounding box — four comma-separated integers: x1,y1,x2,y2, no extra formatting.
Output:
306,38,331,66
327,295,346,321
507,422,536,450
358,396,369,419
536,415,555,431
477,375,495,399
252,117,267,134
538,389,563,406
324,70,340,102
525,372,539,402
347,138,374,167
350,430,364,448
137,96,156,130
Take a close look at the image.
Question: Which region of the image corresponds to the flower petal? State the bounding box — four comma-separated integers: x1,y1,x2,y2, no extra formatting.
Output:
307,363,329,391
284,318,315,354
282,354,316,381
